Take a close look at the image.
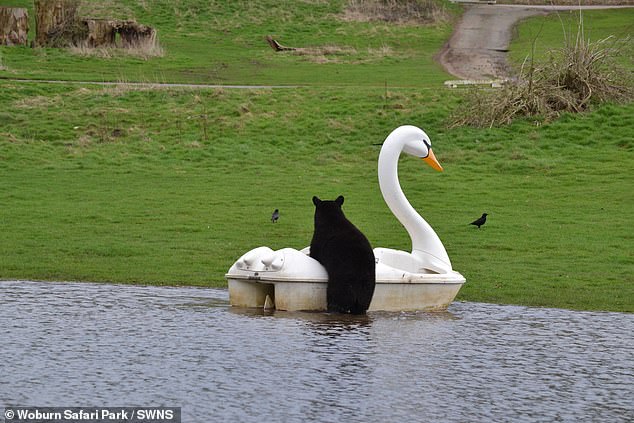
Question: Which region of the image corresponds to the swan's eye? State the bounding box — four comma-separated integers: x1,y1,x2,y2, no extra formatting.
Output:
422,139,431,156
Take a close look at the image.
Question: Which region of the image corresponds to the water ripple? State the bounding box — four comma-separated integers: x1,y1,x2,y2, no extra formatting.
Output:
1,281,632,422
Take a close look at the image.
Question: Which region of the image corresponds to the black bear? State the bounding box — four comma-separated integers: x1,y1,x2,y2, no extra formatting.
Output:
310,195,376,314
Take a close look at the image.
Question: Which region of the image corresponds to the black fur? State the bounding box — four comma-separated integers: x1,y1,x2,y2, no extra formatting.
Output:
470,213,488,229
310,196,376,314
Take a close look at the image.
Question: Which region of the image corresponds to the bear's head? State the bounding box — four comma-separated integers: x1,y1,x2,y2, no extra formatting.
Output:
312,195,345,224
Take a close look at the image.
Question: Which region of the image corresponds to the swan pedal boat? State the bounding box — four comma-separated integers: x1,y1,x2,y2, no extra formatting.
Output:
226,125,466,312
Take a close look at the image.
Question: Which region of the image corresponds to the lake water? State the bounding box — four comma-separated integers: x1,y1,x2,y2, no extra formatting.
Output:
1,280,632,422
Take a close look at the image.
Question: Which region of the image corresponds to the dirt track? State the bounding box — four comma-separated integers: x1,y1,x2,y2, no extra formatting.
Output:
437,4,634,80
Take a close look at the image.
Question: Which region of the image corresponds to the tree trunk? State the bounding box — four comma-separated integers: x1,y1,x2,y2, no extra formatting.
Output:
0,7,29,46
34,0,81,47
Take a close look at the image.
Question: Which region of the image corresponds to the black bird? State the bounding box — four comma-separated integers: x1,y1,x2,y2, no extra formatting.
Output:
271,209,279,223
470,213,488,229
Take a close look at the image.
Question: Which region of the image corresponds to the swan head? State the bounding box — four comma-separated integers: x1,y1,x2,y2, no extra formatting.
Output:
394,125,443,172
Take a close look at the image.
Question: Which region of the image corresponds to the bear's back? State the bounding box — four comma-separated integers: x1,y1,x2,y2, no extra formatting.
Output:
310,196,376,314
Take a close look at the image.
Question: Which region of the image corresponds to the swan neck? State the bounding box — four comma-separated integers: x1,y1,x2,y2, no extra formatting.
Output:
378,134,452,273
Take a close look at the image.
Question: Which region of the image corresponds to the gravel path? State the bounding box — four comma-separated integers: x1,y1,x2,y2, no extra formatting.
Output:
437,4,634,80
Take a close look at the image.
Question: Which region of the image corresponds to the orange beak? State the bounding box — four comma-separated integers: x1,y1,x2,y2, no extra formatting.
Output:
422,148,443,172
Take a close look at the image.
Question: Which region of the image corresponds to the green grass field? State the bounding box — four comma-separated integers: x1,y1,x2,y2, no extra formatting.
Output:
1,1,633,312
508,8,634,68
0,0,458,86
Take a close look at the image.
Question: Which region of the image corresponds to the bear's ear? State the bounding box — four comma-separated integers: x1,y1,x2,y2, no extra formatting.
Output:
312,196,321,206
335,195,344,206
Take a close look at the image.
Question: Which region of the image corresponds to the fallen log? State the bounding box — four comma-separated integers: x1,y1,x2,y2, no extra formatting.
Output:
266,36,296,52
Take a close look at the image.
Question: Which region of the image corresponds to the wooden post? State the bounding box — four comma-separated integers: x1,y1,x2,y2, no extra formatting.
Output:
0,7,29,46
34,0,81,47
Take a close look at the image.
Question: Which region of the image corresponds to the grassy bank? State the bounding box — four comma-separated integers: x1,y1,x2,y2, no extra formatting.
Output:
1,1,633,312
1,81,632,311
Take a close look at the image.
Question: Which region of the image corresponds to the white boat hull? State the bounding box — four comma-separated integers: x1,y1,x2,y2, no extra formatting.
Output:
225,247,465,312
227,277,464,312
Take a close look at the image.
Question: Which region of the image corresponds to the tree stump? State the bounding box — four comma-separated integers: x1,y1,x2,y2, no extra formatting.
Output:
0,7,29,46
30,1,158,52
34,0,82,47
118,21,156,49
83,19,116,47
